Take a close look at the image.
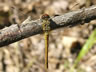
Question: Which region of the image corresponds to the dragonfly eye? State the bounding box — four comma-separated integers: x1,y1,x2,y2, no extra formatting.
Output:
41,14,50,19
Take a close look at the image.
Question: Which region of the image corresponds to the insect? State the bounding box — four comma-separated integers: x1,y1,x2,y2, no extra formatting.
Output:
41,14,51,70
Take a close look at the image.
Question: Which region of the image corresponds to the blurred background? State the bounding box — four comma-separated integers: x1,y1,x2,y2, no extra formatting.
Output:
0,0,96,72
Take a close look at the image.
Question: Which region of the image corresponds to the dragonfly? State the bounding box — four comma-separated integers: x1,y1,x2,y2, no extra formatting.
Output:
41,14,51,70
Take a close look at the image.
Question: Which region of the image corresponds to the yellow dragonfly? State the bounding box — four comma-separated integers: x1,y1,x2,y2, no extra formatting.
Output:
41,14,51,70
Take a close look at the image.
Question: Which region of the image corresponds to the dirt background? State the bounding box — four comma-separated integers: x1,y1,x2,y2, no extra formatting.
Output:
0,0,96,72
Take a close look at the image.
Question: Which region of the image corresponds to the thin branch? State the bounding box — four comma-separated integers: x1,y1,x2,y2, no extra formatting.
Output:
0,5,96,47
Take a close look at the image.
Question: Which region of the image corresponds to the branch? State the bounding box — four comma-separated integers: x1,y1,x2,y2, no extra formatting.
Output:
0,5,96,47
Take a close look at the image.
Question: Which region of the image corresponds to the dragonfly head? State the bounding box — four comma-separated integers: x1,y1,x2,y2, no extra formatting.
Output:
41,14,50,20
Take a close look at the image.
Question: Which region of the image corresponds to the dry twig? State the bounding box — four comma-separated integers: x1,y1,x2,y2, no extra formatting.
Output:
0,5,96,47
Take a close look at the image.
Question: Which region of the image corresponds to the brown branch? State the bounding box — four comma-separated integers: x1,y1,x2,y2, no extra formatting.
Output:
0,5,96,47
